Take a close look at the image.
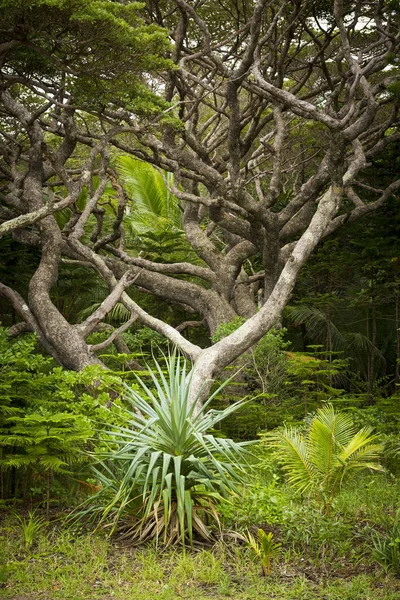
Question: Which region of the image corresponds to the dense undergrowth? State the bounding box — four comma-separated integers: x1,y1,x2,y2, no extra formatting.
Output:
1,332,400,599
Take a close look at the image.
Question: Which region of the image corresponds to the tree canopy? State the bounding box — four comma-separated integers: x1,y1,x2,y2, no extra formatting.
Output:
0,0,399,399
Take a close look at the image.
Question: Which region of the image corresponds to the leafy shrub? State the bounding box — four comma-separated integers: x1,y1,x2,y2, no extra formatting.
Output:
211,320,350,437
345,395,400,435
0,327,135,506
281,502,354,555
218,477,289,529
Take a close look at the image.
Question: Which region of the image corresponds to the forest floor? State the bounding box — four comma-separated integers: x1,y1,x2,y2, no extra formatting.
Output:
2,523,400,600
2,476,400,599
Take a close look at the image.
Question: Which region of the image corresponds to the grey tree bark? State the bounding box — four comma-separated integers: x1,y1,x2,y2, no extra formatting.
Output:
0,0,399,405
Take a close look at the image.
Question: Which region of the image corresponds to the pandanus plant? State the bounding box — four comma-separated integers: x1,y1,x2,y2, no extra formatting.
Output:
81,353,254,546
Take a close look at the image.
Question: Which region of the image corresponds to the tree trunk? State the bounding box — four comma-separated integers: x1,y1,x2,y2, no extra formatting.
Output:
28,217,104,370
395,289,400,386
188,184,342,406
203,291,238,336
367,302,376,403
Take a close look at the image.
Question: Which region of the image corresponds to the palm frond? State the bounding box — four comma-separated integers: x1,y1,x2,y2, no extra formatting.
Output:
117,156,182,228
265,404,383,505
267,428,317,493
286,305,346,349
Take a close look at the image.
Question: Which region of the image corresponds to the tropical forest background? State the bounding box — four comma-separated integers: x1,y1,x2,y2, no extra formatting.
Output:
0,0,400,598
1,146,400,599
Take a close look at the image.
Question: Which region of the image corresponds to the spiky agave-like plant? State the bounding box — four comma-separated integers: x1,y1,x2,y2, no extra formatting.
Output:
81,353,254,546
266,404,383,509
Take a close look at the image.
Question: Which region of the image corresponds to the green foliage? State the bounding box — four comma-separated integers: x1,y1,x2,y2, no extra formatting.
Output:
211,317,246,343
123,327,170,356
2,464,400,596
372,510,400,575
0,327,137,503
14,511,46,550
265,405,384,509
3,521,400,599
79,353,254,546
218,475,288,530
2,411,92,472
212,322,293,435
243,529,281,576
118,156,182,231
1,0,174,116
345,395,400,435
0,238,40,327
290,194,400,395
387,81,400,101
0,564,8,584
250,329,291,392
283,347,348,416
212,319,349,436
50,262,110,325
220,469,400,574
215,323,292,405
117,156,201,263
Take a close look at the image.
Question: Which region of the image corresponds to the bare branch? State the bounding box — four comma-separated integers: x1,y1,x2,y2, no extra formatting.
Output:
88,313,138,352
176,319,206,333
0,194,76,238
78,270,141,337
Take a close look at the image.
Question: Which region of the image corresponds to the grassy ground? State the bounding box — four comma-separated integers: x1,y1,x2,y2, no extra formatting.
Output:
1,531,400,600
2,475,400,599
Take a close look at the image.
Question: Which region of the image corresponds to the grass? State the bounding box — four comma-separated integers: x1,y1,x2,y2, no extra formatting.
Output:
2,531,400,600
1,474,400,599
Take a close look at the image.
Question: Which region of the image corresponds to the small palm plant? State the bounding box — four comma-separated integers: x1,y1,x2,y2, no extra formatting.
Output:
81,353,254,546
244,529,282,576
266,404,383,510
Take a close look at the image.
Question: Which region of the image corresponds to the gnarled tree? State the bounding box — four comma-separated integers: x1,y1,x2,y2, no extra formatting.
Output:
0,0,399,400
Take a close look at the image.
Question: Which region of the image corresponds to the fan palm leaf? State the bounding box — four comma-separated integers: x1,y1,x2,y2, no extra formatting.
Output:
286,304,347,350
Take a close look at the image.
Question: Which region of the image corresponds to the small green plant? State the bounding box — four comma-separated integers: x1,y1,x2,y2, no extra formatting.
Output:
372,510,400,575
0,327,138,512
15,511,45,550
243,528,282,576
0,564,8,584
265,404,384,511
